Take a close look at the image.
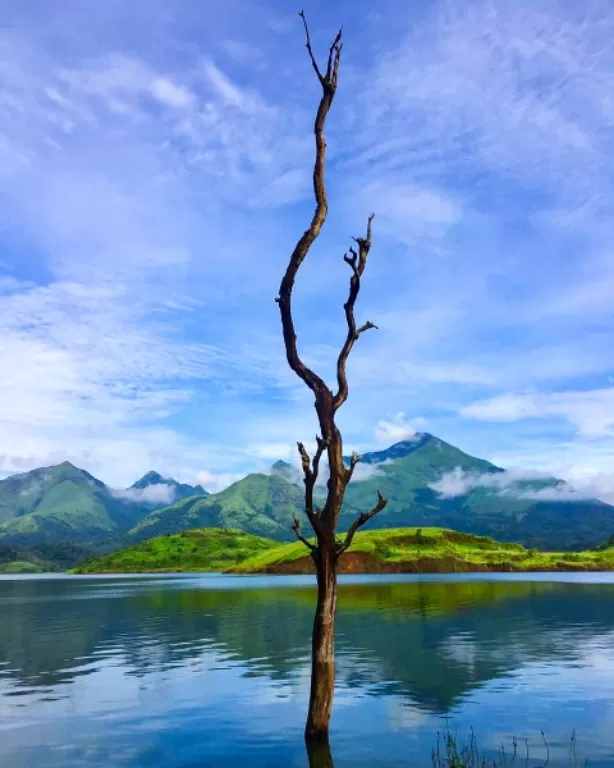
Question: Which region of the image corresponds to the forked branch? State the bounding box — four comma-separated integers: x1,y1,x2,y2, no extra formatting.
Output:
298,437,327,511
299,11,343,88
337,491,388,554
297,438,327,537
334,214,378,411
345,451,362,485
276,13,343,406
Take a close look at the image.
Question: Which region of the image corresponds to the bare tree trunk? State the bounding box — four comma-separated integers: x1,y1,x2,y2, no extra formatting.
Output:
278,12,388,746
306,544,337,739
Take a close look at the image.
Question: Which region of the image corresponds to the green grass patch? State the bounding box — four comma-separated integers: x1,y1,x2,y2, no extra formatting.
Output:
71,528,277,573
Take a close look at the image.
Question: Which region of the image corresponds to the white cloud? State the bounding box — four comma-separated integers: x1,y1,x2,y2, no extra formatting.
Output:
194,470,242,493
315,458,387,488
202,60,246,107
375,413,427,443
429,467,475,498
429,464,614,506
461,388,614,437
111,483,176,505
349,177,462,244
365,0,614,210
151,77,195,109
55,54,195,113
429,466,554,499
512,473,614,505
400,362,498,386
348,462,385,483
247,442,295,461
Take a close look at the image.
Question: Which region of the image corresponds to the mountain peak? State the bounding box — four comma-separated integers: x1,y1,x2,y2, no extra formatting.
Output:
129,471,208,500
52,460,94,476
355,433,432,465
131,471,170,489
270,460,302,485
271,460,293,471
50,461,103,485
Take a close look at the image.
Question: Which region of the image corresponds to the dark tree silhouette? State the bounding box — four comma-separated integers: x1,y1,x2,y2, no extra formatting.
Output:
276,12,388,745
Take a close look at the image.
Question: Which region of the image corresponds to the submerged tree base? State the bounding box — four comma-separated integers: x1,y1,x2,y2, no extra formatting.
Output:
305,735,334,768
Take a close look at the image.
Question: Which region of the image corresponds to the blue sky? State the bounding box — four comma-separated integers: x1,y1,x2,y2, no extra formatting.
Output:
1,0,614,496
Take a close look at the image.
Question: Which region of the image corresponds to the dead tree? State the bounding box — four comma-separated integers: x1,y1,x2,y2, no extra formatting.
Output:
276,12,388,743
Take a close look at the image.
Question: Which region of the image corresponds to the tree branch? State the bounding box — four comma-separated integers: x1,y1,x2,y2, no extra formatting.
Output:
344,451,362,485
297,438,328,536
292,515,316,551
299,11,324,86
276,14,343,405
312,435,327,483
336,490,388,554
333,214,377,411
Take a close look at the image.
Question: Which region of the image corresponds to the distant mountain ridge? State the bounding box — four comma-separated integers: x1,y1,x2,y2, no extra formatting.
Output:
0,462,207,560
1,434,613,568
128,473,305,545
130,433,614,551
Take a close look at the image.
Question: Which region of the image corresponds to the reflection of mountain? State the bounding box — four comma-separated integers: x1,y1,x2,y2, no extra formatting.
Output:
1,577,614,713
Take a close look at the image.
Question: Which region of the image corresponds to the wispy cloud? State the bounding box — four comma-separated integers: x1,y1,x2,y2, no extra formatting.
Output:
514,473,614,505
375,413,426,444
111,483,177,505
194,470,244,494
429,464,614,506
429,466,554,499
460,388,614,438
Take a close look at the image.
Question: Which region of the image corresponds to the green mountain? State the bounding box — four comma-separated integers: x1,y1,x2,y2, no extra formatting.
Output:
128,473,305,544
338,434,613,550
72,528,276,573
0,462,142,546
0,462,206,564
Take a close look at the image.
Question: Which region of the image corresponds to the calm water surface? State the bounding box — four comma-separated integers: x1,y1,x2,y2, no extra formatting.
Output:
1,572,614,767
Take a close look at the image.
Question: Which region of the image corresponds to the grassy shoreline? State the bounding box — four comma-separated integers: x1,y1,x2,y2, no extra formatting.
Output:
232,527,614,574
71,526,614,575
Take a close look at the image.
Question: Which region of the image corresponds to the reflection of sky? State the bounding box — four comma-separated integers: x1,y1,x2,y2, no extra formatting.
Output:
2,576,614,767
0,651,308,767
433,630,614,763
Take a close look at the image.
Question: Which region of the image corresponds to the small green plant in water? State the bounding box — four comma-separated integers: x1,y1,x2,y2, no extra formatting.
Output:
432,729,587,768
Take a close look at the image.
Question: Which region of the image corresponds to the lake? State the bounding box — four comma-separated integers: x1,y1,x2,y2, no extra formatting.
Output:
1,573,614,767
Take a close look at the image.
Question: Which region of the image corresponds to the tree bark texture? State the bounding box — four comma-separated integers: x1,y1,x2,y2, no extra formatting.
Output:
306,546,338,739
